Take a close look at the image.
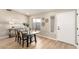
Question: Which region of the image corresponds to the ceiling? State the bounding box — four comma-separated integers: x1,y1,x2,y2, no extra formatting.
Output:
12,9,75,16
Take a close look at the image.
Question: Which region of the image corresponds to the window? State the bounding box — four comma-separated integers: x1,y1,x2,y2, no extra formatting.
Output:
32,18,41,31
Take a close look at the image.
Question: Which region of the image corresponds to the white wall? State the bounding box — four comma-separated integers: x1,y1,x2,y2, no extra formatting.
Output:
29,10,76,45
77,9,79,44
30,12,56,39
0,10,28,39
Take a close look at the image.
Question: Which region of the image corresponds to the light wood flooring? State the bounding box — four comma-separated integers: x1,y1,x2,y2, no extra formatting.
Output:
0,36,77,49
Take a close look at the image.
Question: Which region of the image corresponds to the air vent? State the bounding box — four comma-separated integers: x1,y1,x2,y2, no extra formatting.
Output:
6,9,12,11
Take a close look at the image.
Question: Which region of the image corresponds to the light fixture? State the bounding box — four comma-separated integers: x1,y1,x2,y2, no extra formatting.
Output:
6,9,12,11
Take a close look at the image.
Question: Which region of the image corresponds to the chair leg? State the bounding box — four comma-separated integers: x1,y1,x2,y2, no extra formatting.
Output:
19,38,21,45
22,39,24,47
27,36,29,47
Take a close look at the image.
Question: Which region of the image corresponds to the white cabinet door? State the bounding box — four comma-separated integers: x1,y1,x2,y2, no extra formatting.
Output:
56,11,75,45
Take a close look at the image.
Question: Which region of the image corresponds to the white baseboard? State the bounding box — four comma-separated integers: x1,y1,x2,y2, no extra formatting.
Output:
37,34,57,41
0,36,9,39
37,34,77,47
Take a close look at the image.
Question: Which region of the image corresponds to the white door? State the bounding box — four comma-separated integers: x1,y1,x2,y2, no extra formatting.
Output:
56,11,75,45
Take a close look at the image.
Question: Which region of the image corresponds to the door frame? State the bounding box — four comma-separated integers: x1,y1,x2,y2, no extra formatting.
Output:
75,9,78,45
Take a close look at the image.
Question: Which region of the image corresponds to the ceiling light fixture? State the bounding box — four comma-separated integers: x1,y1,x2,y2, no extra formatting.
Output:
6,9,12,11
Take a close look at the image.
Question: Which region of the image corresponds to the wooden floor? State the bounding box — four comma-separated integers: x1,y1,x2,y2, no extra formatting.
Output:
0,36,77,49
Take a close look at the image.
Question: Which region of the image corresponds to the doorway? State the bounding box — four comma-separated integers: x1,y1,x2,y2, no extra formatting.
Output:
32,18,41,31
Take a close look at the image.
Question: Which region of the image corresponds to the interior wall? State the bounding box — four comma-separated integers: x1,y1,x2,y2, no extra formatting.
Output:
29,12,57,39
0,9,28,39
77,9,79,44
29,10,76,42
56,11,76,45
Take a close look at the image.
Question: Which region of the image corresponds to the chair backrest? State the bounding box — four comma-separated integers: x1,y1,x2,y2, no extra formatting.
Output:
19,31,23,39
15,30,18,37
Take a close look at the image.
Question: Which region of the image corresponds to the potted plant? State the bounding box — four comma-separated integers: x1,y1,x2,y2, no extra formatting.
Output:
23,23,29,27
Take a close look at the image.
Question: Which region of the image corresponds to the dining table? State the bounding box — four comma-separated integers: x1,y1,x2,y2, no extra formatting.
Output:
22,31,40,47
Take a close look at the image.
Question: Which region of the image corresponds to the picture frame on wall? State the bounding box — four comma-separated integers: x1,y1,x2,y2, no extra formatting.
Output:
45,18,48,23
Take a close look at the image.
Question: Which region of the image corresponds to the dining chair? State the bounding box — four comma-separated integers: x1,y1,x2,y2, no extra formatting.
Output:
15,30,21,43
15,30,19,42
19,31,29,47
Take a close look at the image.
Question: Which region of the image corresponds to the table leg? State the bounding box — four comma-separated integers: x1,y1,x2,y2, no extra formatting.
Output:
27,36,29,47
34,34,37,43
22,39,24,47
